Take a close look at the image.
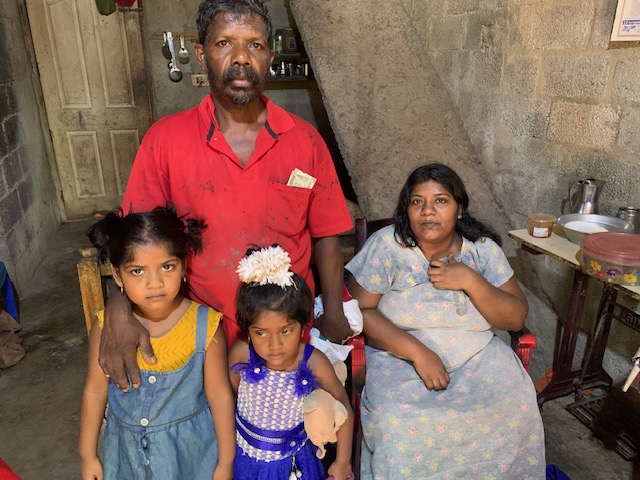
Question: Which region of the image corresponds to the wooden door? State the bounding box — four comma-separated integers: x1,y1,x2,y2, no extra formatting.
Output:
26,0,151,219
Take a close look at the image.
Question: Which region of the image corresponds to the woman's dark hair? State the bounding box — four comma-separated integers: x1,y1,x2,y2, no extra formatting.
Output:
235,271,312,335
197,0,272,46
393,163,502,247
87,204,207,268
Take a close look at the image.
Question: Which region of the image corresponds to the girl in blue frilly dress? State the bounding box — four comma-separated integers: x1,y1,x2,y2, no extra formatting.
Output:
228,246,353,480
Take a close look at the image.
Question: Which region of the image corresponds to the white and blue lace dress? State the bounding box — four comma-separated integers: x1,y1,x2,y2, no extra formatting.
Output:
232,343,326,480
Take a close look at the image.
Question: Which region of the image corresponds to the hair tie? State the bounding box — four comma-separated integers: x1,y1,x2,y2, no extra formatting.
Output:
236,245,294,288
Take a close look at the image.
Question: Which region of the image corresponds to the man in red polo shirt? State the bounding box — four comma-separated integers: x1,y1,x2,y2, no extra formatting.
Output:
99,0,353,390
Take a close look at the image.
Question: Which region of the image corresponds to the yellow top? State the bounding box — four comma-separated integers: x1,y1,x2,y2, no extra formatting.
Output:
97,301,222,372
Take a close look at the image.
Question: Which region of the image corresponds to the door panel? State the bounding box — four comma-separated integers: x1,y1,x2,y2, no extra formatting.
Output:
26,0,151,219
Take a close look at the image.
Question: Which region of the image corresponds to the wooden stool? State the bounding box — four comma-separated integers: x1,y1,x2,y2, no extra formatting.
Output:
76,247,112,333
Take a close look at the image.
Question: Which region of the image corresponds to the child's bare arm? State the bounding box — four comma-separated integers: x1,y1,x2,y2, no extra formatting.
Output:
310,350,353,479
78,320,109,479
204,326,236,479
227,340,249,394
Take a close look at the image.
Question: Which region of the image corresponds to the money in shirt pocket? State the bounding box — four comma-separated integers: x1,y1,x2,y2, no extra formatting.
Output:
286,168,317,189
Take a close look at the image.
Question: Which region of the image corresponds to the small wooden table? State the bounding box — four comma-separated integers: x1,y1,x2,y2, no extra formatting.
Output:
508,229,640,407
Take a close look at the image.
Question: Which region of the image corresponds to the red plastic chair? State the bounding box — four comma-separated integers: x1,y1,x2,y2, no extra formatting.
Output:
347,218,536,479
0,458,20,480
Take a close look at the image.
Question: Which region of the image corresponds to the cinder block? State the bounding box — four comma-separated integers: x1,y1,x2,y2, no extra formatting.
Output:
613,55,640,103
17,177,34,212
591,0,619,49
513,137,564,172
468,51,503,89
0,126,7,160
502,55,537,96
617,107,640,153
548,101,619,149
1,114,21,151
1,148,24,190
7,221,27,266
522,3,594,49
500,98,551,138
0,189,22,234
541,54,609,100
0,84,17,118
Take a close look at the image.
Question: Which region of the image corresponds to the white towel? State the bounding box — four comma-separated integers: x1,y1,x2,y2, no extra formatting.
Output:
310,294,364,365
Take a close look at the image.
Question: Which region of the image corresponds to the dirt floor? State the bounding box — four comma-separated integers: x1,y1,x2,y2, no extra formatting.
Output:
0,220,638,479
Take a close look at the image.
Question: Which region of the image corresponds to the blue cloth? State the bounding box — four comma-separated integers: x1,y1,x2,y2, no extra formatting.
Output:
102,306,217,479
546,464,571,480
0,262,18,322
233,343,325,479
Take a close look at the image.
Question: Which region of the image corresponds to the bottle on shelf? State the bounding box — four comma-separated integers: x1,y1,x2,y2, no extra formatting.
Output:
275,35,283,54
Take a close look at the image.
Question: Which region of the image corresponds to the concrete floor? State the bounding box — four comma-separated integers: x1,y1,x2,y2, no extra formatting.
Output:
0,220,638,479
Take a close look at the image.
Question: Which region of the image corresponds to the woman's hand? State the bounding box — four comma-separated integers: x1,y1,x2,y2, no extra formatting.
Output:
327,460,353,480
411,345,450,391
430,255,529,331
428,254,476,291
80,456,103,480
100,285,156,391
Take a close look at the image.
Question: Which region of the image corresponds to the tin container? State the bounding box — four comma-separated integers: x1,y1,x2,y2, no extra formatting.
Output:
580,233,640,286
557,213,633,245
616,207,640,234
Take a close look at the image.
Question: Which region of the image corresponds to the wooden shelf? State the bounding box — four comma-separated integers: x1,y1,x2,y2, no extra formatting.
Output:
273,53,308,62
265,78,317,90
151,32,198,42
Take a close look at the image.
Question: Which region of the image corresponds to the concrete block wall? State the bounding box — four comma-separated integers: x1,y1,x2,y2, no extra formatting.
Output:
407,0,640,380
419,0,639,223
0,0,61,294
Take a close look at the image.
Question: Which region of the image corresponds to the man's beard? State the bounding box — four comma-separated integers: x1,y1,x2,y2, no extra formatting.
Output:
208,64,263,105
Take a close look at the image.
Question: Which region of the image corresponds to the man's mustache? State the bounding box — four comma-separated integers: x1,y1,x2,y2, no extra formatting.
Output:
222,65,260,84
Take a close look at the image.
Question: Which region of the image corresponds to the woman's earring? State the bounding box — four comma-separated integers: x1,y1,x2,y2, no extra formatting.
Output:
120,285,124,294
183,276,186,283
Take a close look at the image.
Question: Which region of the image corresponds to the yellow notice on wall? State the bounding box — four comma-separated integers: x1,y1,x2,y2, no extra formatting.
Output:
611,0,640,41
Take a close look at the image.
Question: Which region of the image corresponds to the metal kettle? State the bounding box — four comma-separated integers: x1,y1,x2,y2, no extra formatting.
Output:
568,178,605,214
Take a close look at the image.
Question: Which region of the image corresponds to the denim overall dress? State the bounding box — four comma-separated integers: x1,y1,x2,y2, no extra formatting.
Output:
102,305,217,479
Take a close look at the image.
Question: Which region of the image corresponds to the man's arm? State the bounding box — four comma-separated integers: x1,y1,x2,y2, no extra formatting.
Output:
312,235,352,343
101,128,166,389
100,280,156,391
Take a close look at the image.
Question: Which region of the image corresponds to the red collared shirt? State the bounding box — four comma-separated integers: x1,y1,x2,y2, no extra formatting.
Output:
122,94,353,345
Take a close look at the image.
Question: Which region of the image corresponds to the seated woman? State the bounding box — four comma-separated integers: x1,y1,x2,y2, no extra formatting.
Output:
346,163,545,479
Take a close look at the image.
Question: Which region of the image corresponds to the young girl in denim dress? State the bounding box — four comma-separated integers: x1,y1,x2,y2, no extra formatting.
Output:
78,205,236,479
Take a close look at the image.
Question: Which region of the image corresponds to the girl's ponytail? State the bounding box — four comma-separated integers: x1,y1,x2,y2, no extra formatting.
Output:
160,203,207,256
87,211,123,263
185,217,206,254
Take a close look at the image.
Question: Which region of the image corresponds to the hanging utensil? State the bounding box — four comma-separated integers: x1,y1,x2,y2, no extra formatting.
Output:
178,35,190,64
161,32,171,60
166,32,183,82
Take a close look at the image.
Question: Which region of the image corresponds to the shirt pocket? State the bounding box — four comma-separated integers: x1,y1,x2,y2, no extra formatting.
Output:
266,181,312,237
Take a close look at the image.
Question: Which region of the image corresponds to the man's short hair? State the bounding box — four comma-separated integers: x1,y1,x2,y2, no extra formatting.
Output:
197,0,273,46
